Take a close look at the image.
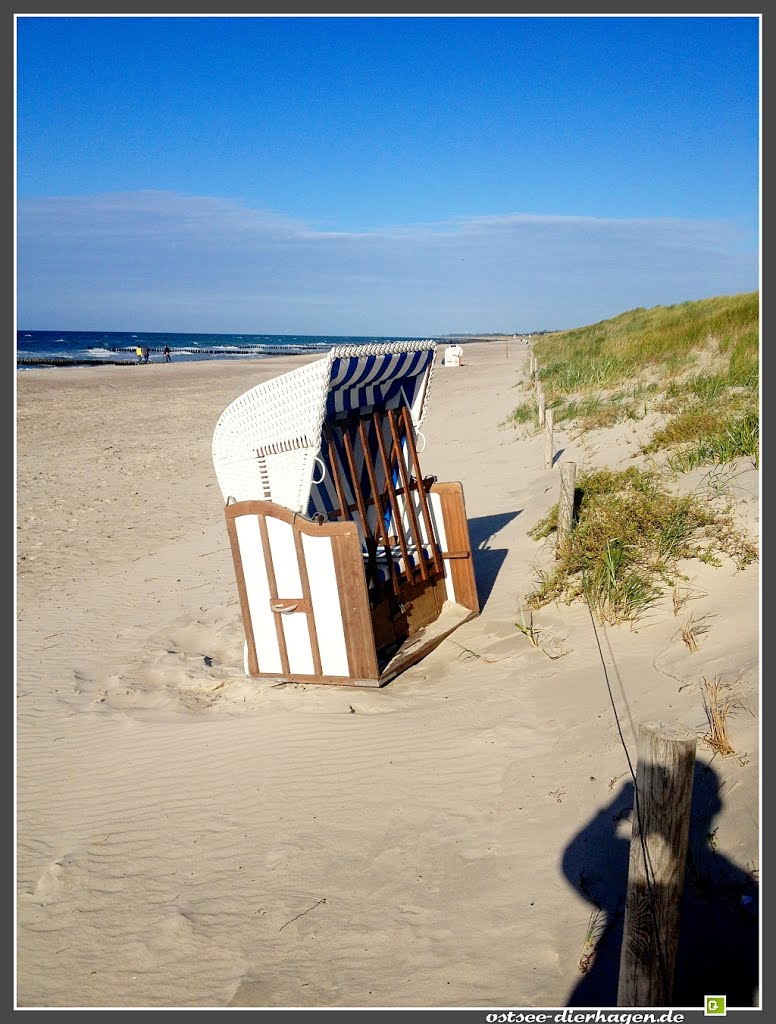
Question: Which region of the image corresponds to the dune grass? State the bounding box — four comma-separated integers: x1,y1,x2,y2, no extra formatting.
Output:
511,292,759,459
526,467,757,625
534,292,758,391
665,410,759,472
517,295,759,623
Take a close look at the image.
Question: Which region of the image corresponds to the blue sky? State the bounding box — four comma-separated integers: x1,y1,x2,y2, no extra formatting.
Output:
16,15,760,335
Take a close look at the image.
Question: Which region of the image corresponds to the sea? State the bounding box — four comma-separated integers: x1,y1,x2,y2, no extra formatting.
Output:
16,330,445,370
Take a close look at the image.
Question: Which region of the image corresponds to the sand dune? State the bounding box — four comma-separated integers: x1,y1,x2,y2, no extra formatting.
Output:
16,342,759,1008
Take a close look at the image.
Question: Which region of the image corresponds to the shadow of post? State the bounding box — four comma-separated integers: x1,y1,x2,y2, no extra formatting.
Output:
561,761,758,1007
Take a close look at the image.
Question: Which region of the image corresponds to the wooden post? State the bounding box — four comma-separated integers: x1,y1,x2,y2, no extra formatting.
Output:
544,408,554,468
537,387,545,427
618,721,697,1007
556,461,576,556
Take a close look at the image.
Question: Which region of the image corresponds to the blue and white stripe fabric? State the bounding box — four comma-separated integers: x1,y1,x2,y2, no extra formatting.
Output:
325,348,434,419
306,343,435,525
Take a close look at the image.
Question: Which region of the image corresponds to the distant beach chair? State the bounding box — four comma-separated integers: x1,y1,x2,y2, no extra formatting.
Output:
442,343,464,366
212,341,479,687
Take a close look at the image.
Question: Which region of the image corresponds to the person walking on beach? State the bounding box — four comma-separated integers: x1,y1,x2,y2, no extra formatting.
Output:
163,345,171,363
135,345,143,364
143,346,150,364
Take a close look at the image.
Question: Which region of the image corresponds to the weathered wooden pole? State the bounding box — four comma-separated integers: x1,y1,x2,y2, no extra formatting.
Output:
556,461,576,556
537,387,545,427
617,721,697,1007
544,408,554,468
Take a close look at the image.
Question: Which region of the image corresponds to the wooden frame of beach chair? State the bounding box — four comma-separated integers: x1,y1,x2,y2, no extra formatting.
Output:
212,341,478,687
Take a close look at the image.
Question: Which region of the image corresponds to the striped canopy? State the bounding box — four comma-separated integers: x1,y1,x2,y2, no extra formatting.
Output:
325,346,435,419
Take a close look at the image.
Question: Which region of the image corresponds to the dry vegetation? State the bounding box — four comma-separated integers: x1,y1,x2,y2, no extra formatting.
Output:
700,674,745,757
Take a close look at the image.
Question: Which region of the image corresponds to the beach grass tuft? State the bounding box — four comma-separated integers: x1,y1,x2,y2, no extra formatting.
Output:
526,467,757,625
700,675,742,756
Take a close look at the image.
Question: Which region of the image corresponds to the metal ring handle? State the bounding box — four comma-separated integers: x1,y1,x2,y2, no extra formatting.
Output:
311,456,326,484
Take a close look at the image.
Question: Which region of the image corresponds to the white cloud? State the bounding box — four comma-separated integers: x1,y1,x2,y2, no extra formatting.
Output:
17,191,758,334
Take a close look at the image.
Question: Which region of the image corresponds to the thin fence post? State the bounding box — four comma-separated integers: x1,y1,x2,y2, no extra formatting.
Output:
544,408,554,468
617,721,697,1007
556,461,576,556
538,387,545,427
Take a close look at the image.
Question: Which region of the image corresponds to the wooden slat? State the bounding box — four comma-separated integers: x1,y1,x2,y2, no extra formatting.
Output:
356,416,400,597
340,422,376,548
225,512,260,676
331,531,380,682
237,671,381,688
430,482,479,613
340,419,385,591
386,408,428,581
258,514,291,677
401,405,444,577
323,427,352,526
226,499,362,538
293,529,323,678
372,410,414,584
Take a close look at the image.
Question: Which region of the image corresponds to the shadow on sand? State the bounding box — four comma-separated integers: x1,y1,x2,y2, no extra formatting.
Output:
561,760,758,1007
467,510,522,608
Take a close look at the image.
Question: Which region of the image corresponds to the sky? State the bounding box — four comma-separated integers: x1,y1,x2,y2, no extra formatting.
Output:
15,14,760,336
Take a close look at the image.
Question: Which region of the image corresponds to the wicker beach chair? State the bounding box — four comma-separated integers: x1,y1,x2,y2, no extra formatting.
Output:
442,343,464,366
212,341,479,687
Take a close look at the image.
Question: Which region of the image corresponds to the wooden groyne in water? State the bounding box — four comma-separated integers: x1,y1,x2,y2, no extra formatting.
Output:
17,350,252,367
105,346,327,356
18,345,330,368
17,356,138,367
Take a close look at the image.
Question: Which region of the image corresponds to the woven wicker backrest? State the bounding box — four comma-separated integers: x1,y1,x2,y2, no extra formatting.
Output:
212,356,332,509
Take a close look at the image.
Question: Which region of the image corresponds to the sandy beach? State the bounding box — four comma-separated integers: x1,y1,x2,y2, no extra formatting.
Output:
16,341,759,1009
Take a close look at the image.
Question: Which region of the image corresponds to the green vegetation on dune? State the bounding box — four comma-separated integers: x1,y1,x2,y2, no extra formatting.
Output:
511,292,759,469
534,291,758,389
516,293,760,625
526,467,757,625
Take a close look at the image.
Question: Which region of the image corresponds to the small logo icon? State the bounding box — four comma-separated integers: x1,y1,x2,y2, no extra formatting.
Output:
705,996,727,1015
